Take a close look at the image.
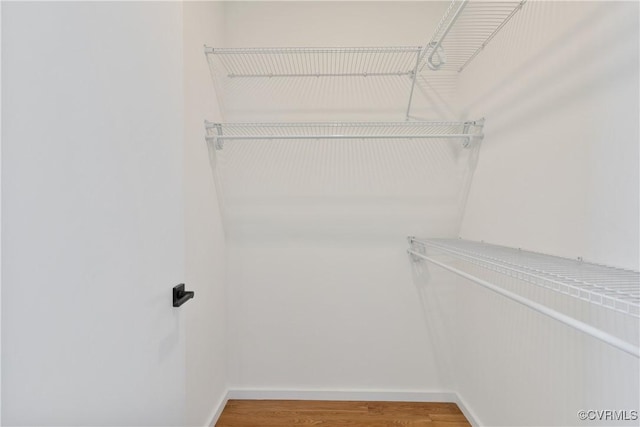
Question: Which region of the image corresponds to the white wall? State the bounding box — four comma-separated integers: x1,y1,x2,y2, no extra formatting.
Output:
420,2,640,425
2,2,187,425
183,2,229,425
2,3,230,425
5,2,632,425
416,264,639,427
219,2,639,425
220,1,456,395
458,0,639,270
0,0,3,419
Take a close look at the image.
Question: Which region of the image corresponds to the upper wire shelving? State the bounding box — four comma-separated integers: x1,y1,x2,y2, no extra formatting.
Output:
205,45,430,121
205,46,422,79
204,1,527,121
205,120,484,150
421,0,527,72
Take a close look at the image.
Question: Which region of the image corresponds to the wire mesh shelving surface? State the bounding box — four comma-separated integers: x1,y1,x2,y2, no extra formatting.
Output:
421,0,527,72
205,120,485,149
204,1,527,120
205,46,423,78
410,238,640,317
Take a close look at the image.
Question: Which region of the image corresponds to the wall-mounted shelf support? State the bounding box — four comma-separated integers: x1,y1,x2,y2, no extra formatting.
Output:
214,123,224,151
404,49,423,120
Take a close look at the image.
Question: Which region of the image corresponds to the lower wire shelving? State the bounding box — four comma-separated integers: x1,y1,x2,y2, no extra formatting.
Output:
407,238,640,358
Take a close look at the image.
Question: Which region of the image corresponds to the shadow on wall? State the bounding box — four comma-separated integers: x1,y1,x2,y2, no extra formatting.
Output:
213,137,474,241
408,251,640,426
411,71,460,121
408,252,458,390
459,1,639,140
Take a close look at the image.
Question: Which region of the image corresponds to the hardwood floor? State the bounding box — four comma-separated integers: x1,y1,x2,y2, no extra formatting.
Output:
216,400,471,426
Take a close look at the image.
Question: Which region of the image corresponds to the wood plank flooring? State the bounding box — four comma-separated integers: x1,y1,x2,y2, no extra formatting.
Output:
216,400,471,426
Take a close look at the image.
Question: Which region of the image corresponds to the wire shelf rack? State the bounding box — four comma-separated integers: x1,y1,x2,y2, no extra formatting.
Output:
204,2,527,120
410,238,640,317
205,120,485,150
421,0,527,72
205,46,423,78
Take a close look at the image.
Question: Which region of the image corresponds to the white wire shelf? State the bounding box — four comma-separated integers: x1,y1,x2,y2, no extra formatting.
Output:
205,120,485,150
205,46,433,120
421,0,527,72
407,238,640,358
204,2,526,120
205,46,422,78
410,238,640,317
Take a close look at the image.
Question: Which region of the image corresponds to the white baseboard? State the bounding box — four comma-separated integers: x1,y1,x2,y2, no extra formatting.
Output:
226,388,457,403
206,390,230,427
454,392,481,427
208,388,480,427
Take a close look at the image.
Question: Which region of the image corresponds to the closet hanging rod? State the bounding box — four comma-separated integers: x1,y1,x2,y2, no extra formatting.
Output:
406,247,640,359
205,121,485,149
205,133,479,141
204,46,422,55
205,119,484,149
219,72,415,78
204,120,483,129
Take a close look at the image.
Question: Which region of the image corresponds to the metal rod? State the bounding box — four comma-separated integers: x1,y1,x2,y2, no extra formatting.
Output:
206,133,478,141
227,72,414,78
407,249,640,358
207,46,421,55
405,49,423,120
205,120,480,129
